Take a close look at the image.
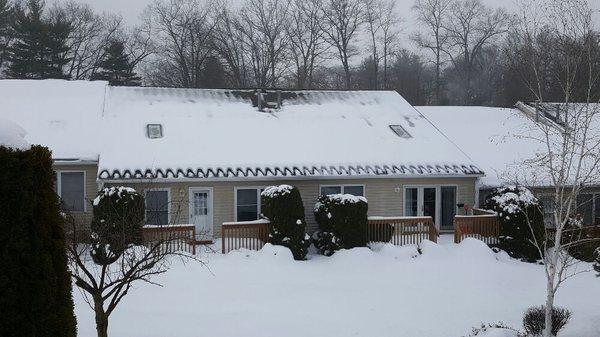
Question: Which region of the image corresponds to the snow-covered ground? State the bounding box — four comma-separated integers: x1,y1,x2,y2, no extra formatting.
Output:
73,238,600,337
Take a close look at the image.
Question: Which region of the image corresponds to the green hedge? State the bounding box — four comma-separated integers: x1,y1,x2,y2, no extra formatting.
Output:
261,185,310,260
483,186,545,262
0,145,76,337
90,187,145,265
314,194,368,249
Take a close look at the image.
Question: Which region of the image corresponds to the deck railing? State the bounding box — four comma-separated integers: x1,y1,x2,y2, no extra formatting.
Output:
453,215,500,245
367,216,437,245
142,224,196,255
221,219,270,254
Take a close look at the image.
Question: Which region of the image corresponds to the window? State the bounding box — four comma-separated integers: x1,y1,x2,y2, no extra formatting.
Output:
56,171,85,212
146,124,163,139
145,190,169,226
538,195,556,228
236,188,263,221
577,194,595,226
319,185,364,197
389,125,412,138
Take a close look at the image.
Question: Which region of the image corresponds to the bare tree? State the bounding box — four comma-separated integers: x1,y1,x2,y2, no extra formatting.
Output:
142,0,221,88
509,1,600,336
362,0,401,89
321,0,364,89
212,7,249,88
442,0,510,104
287,0,328,89
237,0,290,88
49,1,123,80
412,0,451,103
67,186,200,337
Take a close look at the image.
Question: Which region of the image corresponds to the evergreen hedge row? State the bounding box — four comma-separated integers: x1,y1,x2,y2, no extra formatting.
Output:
261,185,310,260
0,145,76,337
314,194,368,250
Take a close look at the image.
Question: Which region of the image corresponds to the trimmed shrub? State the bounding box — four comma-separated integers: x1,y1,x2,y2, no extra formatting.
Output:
261,185,310,260
311,231,343,256
483,186,545,262
314,194,368,249
90,187,145,265
0,145,76,337
523,306,571,336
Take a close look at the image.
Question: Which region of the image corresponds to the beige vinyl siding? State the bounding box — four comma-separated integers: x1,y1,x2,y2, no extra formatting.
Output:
53,163,99,230
117,177,477,238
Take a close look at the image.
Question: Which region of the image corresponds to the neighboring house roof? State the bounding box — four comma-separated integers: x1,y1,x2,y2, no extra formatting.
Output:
417,106,542,187
0,79,106,161
418,104,600,188
0,79,482,180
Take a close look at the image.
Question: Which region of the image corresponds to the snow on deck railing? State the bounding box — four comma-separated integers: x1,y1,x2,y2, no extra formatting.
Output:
367,216,437,245
221,219,270,254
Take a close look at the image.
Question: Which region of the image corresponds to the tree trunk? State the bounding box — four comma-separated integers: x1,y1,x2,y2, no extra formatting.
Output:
544,265,555,337
94,297,109,337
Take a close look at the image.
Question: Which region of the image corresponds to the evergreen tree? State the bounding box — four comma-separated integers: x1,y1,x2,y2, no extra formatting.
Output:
0,0,13,71
200,55,225,88
92,40,141,86
5,0,71,79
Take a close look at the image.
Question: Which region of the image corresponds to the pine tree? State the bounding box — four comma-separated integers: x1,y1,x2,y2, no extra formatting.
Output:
5,0,71,79
0,0,13,70
92,40,141,86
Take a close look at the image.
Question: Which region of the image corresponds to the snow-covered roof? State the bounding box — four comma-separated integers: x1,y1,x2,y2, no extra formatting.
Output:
0,80,106,161
0,80,483,180
0,118,30,150
416,104,600,188
98,86,482,180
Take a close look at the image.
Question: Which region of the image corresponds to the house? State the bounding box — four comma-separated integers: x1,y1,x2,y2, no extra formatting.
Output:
0,80,484,240
417,104,600,226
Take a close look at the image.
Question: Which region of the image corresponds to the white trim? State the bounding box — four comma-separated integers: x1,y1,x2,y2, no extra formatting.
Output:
233,186,265,221
55,170,87,213
188,187,214,239
100,173,484,184
319,184,366,197
144,188,171,225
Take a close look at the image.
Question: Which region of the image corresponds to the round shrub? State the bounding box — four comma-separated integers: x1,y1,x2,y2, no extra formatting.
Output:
523,305,571,336
311,231,342,256
90,187,145,265
483,186,545,262
261,185,310,260
0,145,76,337
314,194,368,249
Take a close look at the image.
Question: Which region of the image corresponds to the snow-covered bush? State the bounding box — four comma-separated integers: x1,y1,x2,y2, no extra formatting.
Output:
484,186,545,262
90,186,145,265
311,231,342,256
522,306,571,337
261,185,310,260
314,193,368,250
0,145,76,336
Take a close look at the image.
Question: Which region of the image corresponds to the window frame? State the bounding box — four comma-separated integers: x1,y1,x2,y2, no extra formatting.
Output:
55,170,87,213
403,184,458,230
319,184,366,197
144,188,171,226
234,187,265,222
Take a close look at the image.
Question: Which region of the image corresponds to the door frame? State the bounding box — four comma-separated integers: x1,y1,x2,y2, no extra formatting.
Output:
188,187,214,239
403,184,458,230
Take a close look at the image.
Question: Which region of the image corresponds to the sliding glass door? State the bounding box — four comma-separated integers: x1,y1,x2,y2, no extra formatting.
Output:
404,186,457,230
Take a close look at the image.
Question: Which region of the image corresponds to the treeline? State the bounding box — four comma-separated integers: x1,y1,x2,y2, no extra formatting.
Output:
0,0,599,106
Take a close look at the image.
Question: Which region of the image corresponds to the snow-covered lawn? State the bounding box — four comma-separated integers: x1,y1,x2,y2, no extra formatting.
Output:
73,238,600,337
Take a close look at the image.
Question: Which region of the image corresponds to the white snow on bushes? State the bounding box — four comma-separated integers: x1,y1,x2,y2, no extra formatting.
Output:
323,193,367,204
261,184,293,198
0,118,29,150
92,186,137,206
491,186,538,214
72,238,600,337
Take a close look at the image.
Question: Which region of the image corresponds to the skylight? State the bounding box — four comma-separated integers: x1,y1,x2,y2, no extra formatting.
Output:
389,125,412,139
146,124,163,139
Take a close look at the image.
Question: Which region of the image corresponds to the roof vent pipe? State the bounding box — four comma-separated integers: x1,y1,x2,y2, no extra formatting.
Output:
277,90,282,109
257,90,264,111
